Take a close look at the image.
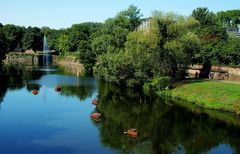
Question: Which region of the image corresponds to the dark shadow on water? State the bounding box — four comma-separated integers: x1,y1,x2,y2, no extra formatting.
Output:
94,80,240,154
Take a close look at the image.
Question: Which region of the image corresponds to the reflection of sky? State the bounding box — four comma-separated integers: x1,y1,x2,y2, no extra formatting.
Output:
0,72,238,153
31,74,97,88
0,77,116,153
173,144,233,154
208,144,234,154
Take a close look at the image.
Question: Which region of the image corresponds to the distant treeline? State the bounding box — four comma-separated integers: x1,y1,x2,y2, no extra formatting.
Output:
0,6,240,88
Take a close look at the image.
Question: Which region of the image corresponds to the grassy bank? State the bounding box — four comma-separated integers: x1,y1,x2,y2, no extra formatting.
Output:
168,80,240,115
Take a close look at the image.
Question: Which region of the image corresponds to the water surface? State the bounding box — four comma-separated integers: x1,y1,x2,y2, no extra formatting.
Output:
0,64,240,154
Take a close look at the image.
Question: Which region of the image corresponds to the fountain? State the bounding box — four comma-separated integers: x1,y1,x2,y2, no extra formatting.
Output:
40,36,55,71
43,35,51,67
43,36,49,52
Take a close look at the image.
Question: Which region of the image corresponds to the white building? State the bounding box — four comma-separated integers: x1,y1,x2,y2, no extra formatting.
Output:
137,18,151,31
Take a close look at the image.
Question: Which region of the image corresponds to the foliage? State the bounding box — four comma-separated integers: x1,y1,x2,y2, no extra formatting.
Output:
91,5,141,56
56,34,70,55
75,23,102,73
95,11,200,87
0,6,240,91
0,28,7,60
94,51,135,86
191,7,229,66
210,37,240,66
143,76,172,94
217,10,240,27
2,24,25,52
192,7,216,27
68,22,102,52
41,27,60,51
21,27,43,51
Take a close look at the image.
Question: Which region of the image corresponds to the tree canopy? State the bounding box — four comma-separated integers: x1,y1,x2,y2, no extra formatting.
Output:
0,6,240,89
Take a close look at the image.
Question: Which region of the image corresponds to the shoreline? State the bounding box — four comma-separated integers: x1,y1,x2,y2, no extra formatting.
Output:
3,52,240,116
166,79,240,115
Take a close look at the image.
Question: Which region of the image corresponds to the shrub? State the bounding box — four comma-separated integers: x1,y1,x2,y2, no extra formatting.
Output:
143,76,172,95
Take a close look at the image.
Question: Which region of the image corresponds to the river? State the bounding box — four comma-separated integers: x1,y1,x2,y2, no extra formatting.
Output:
0,64,240,154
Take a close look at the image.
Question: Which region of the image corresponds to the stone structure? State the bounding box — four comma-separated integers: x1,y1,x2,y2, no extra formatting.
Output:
188,65,240,80
137,18,151,31
227,24,240,37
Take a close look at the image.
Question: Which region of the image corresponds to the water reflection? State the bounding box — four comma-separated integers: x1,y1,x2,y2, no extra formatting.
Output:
0,64,240,153
0,64,97,102
0,64,111,153
0,64,43,104
95,81,240,154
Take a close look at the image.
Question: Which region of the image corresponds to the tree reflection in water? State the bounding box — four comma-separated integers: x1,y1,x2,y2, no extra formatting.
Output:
0,64,97,104
0,64,43,104
60,85,96,101
0,64,240,153
95,81,240,154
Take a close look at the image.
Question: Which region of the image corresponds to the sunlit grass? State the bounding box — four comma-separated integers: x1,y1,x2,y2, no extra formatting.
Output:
170,80,240,114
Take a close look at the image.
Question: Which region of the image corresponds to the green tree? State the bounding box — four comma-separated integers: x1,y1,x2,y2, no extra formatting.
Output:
95,13,200,87
117,4,142,31
0,29,7,60
41,27,60,51
56,34,70,55
68,22,102,52
212,38,240,66
22,27,43,51
191,7,228,65
91,5,141,75
192,7,216,27
2,24,25,52
217,10,240,27
92,5,141,55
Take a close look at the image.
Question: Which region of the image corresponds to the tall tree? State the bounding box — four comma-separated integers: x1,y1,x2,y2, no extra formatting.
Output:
92,5,141,55
217,10,240,27
22,27,43,51
56,34,70,55
2,24,25,52
192,7,216,27
0,29,7,60
192,7,228,65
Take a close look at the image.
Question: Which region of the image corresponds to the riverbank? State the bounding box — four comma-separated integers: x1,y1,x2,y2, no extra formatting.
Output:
168,79,240,115
4,53,83,68
4,53,240,115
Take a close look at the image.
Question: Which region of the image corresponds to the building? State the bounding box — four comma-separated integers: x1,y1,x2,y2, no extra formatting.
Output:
137,18,151,31
227,24,240,37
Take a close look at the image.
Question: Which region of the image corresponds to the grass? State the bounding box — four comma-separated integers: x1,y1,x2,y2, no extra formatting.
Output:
169,80,240,114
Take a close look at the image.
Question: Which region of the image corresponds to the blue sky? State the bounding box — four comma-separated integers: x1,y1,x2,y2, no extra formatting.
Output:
0,0,239,29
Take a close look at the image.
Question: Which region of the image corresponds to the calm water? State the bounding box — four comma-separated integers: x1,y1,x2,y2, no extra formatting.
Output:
0,64,240,154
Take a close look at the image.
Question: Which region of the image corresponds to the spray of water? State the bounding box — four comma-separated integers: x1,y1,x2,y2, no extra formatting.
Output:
43,36,50,67
43,35,49,52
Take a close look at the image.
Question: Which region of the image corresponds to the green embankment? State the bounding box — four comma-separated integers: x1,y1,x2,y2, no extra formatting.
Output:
169,80,240,114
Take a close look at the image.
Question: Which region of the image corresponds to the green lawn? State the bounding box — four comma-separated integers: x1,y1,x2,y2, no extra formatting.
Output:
169,80,240,114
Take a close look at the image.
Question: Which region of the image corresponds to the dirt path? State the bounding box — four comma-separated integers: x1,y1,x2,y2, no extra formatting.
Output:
219,80,240,85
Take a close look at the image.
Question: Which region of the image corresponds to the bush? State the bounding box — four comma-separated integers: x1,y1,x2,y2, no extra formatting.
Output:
143,76,172,95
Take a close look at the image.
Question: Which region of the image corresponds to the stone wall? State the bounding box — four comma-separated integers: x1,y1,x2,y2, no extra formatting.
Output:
3,53,38,65
3,53,82,70
188,65,240,80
